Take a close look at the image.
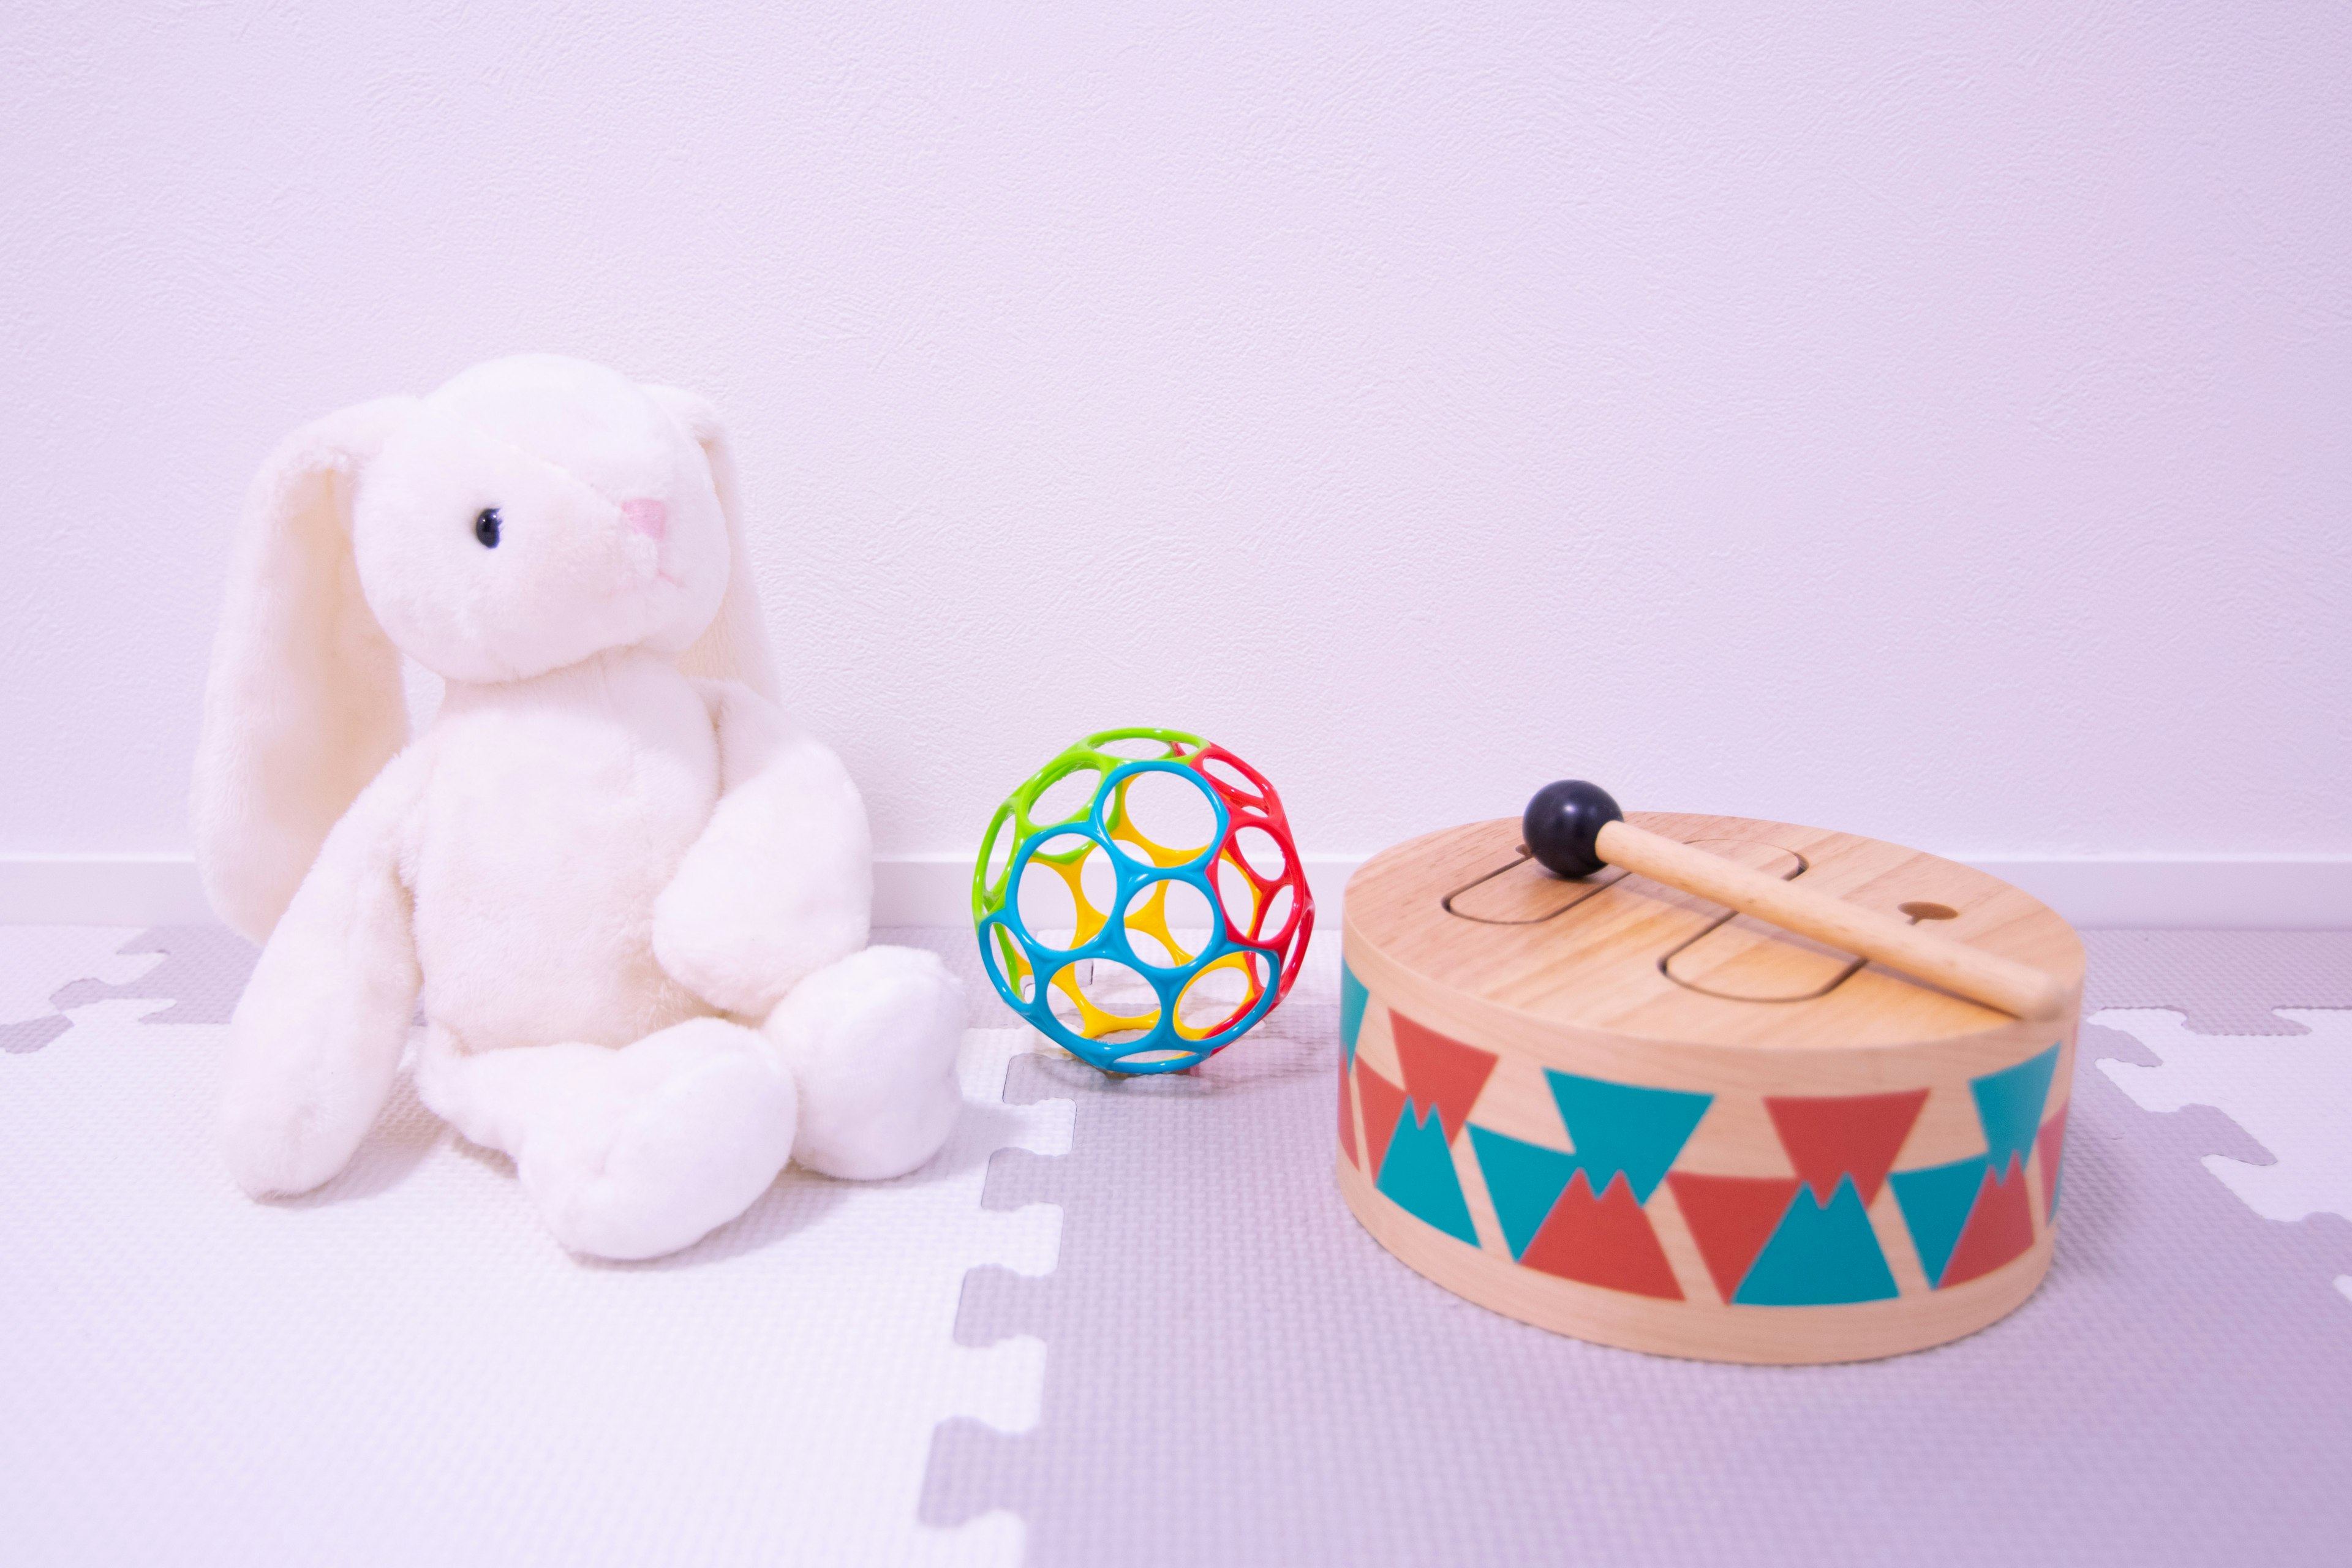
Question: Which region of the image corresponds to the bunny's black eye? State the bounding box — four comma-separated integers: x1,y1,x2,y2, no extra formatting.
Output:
473,508,502,549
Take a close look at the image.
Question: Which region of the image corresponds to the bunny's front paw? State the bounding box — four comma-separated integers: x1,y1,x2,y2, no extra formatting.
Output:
652,844,865,1018
764,946,965,1181
221,1089,364,1199
514,1017,799,1259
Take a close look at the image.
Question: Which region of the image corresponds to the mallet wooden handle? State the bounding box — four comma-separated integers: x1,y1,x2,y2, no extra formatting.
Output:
1522,781,2068,1020
1595,821,2067,1019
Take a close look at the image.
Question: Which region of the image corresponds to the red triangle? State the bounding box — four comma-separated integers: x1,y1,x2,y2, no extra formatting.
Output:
1666,1172,1802,1303
1940,1155,2035,1287
1764,1088,1929,1205
1518,1169,1683,1300
2036,1102,2069,1221
1389,1012,1499,1142
1357,1061,1408,1178
1338,1055,1360,1169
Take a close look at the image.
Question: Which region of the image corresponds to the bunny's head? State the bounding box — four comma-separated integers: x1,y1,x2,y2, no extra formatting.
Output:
192,355,779,939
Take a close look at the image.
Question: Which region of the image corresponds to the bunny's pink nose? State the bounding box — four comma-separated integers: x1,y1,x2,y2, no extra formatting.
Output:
621,499,669,541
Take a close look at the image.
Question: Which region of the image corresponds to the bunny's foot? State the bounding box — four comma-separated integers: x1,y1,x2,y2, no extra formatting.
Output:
763,945,965,1180
417,1017,797,1260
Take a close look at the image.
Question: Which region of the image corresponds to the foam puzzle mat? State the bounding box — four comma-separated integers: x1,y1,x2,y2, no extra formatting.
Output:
0,927,1069,1566
4,925,2348,1565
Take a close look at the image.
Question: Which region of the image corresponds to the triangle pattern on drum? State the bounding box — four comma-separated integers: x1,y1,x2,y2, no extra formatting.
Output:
1339,961,1368,1069
1357,1062,1409,1178
1468,1126,1580,1261
2037,1102,2069,1222
1890,1153,1990,1288
1941,1155,2035,1287
1666,1172,1803,1303
1733,1175,1899,1305
1375,1100,1479,1245
1543,1071,1713,1205
1337,1052,1359,1169
1518,1169,1683,1300
1763,1088,1929,1206
1970,1045,2060,1177
1390,1012,1499,1141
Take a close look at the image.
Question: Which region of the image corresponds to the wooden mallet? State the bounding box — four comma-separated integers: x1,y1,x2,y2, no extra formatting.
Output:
1522,781,2068,1020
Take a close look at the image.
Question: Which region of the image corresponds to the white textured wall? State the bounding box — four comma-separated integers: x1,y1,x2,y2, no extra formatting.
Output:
4,2,2346,866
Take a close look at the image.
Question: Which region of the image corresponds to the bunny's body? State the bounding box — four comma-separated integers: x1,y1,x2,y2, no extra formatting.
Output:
194,355,963,1259
415,652,718,1049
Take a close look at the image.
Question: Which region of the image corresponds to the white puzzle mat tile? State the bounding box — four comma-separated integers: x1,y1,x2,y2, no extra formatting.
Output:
2094,1006,2352,1253
0,925,1071,1568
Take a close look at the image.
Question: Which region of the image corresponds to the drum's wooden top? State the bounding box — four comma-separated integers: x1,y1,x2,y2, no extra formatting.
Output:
1342,813,2084,1050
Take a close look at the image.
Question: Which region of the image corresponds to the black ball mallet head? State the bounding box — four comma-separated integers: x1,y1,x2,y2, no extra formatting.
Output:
1522,780,1624,879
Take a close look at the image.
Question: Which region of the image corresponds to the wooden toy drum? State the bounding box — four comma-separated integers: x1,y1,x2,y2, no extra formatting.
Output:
1337,813,2082,1364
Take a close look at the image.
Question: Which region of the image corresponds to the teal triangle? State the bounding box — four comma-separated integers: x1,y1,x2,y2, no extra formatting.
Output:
1339,962,1368,1068
1466,1126,1580,1260
1971,1046,2059,1173
1376,1100,1479,1245
1733,1175,1899,1305
1890,1155,1989,1288
1544,1071,1713,1204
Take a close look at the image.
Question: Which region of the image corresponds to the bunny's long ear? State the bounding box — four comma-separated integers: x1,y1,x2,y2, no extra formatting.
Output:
647,384,783,704
191,397,419,942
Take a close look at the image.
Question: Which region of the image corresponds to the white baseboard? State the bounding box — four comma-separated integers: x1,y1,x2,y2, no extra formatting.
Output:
1951,856,2352,932
4,850,2349,931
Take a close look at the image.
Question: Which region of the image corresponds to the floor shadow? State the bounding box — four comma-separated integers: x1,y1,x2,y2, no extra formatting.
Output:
928,1096,1034,1181
612,1167,855,1270
588,1086,1031,1272
1005,1009,1333,1107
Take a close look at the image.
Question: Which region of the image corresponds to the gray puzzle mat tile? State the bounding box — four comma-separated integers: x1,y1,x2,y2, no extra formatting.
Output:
1,925,257,1054
922,932,2352,1567
2079,930,2352,1033
43,924,258,1023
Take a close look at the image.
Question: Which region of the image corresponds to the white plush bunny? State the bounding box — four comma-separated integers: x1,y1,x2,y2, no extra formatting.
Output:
191,353,964,1260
